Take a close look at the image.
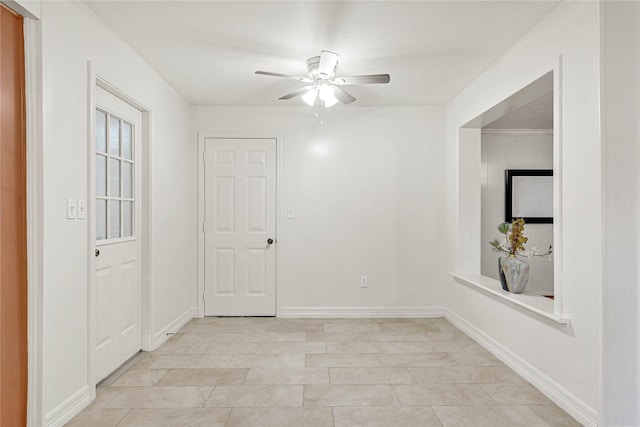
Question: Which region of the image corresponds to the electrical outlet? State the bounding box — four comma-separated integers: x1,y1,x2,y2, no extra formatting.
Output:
360,276,368,288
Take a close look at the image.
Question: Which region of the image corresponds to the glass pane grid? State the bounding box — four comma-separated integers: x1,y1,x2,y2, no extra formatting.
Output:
96,108,135,242
122,121,133,160
96,154,107,197
110,200,121,239
109,116,121,156
107,149,133,160
96,109,107,154
96,199,107,241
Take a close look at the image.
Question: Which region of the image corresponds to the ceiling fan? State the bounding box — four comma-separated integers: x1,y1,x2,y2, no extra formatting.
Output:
255,50,390,107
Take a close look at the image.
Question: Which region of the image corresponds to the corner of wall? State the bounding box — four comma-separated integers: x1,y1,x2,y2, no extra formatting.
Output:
152,306,197,350
44,385,91,427
445,308,598,427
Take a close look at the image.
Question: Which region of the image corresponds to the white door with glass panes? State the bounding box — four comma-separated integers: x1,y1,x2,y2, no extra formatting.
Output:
204,138,277,316
94,86,142,381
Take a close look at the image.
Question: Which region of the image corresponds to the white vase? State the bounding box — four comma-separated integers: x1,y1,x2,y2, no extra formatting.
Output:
498,255,530,294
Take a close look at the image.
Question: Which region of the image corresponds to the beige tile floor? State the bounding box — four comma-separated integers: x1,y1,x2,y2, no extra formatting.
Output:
67,317,582,426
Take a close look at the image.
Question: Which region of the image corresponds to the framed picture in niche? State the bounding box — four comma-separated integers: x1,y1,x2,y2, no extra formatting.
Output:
505,169,553,224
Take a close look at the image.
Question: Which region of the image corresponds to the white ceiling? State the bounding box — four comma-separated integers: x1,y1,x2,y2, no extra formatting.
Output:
485,90,554,129
86,1,561,107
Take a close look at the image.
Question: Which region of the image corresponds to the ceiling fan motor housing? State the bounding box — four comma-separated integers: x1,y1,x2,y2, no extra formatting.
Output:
306,57,321,78
306,51,339,79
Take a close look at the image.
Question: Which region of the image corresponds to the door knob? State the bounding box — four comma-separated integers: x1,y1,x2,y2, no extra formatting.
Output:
267,238,274,245
95,249,100,257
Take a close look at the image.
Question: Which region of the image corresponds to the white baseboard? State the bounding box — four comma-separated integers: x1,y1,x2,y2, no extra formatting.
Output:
45,384,91,427
152,307,197,349
280,306,448,318
44,308,196,426
445,309,598,427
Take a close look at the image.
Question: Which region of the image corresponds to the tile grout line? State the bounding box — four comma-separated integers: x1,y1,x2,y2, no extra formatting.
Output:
100,386,124,409
389,382,403,408
429,405,448,427
201,384,215,408
222,406,233,427
329,405,336,427
113,408,132,427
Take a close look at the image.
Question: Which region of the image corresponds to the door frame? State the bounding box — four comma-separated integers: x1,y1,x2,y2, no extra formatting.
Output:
23,14,44,427
196,134,283,318
86,65,153,397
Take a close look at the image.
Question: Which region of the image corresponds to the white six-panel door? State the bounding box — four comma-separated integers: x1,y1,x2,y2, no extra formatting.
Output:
204,138,277,316
94,86,143,381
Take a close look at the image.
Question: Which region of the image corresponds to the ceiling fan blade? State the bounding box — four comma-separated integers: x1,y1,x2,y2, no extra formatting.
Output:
333,86,356,104
278,87,309,100
333,74,391,85
318,50,339,77
255,71,311,82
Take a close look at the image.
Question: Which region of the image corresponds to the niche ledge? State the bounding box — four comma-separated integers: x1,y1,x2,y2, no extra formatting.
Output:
449,272,570,326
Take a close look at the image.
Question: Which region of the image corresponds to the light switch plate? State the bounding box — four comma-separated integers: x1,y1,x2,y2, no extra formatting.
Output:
360,276,368,288
77,199,87,219
287,207,295,219
67,198,77,219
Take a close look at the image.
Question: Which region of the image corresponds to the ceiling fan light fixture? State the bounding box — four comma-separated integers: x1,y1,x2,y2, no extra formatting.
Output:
324,97,339,108
319,84,338,108
302,87,318,106
255,49,390,106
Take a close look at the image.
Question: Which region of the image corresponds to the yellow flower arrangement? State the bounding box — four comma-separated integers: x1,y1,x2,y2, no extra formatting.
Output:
490,218,552,259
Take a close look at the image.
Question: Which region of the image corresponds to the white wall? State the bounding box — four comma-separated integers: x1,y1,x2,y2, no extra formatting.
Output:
445,2,601,424
480,131,553,295
192,106,446,315
600,1,640,425
41,2,197,423
34,1,640,425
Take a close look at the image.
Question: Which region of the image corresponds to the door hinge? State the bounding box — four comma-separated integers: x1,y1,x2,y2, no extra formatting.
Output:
202,292,206,303
202,222,206,232
202,151,206,163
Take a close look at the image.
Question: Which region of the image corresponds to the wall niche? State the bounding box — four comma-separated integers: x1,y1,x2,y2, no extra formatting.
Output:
459,71,557,298
480,92,554,295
